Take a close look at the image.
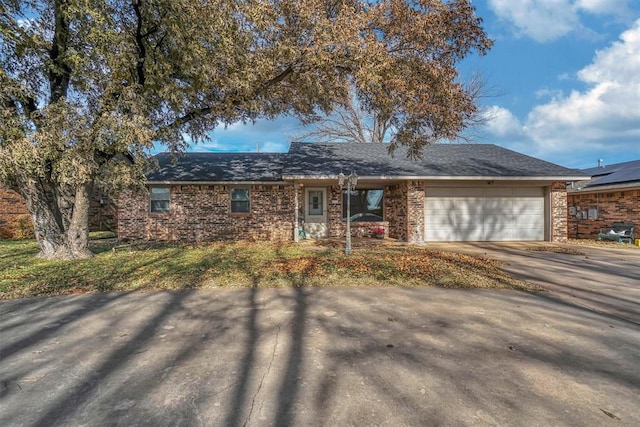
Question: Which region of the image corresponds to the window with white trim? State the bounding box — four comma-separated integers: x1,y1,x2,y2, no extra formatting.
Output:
231,188,250,213
150,187,170,213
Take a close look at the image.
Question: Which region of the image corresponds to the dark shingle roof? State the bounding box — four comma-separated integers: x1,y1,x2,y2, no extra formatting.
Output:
283,142,586,178
147,143,586,182
147,152,284,182
580,159,640,188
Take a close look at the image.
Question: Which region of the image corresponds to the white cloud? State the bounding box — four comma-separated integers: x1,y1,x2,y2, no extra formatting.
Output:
534,88,565,100
488,0,578,42
576,0,630,15
483,106,524,138
526,19,640,143
488,0,633,42
481,20,640,166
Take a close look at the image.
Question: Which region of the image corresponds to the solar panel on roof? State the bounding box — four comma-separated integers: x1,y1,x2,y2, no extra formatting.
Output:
586,165,640,187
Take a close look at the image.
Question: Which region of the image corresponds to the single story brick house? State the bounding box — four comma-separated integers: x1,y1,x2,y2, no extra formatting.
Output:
567,159,640,239
118,143,586,243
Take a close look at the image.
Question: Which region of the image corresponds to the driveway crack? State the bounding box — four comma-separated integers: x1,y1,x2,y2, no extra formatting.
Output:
243,323,281,427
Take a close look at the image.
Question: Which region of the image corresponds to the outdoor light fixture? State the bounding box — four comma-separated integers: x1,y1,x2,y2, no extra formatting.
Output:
338,171,358,255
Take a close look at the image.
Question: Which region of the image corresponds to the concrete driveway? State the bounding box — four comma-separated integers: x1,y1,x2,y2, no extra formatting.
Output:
426,242,640,325
1,244,639,426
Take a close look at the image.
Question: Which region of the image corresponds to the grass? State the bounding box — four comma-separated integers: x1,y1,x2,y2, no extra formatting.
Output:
0,239,541,300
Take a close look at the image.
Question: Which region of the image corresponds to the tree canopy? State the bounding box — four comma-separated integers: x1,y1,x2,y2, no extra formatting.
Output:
294,72,497,145
0,0,492,259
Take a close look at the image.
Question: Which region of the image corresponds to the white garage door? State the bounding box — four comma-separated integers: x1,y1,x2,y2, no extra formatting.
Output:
425,187,545,241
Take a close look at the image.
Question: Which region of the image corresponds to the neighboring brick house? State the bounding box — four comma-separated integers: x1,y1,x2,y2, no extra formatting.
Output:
0,184,118,239
118,143,586,243
567,160,640,239
0,185,32,239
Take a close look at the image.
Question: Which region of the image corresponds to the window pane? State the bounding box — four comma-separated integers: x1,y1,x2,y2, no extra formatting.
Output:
151,200,170,213
308,190,323,215
231,200,250,213
231,188,250,212
231,188,249,201
150,187,170,213
342,189,383,221
151,187,170,200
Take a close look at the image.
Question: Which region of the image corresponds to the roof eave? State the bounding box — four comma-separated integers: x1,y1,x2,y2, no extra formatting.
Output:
282,175,587,181
567,182,640,193
147,180,289,185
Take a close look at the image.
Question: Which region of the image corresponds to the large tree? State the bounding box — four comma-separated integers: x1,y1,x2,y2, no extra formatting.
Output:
294,72,497,144
0,0,491,259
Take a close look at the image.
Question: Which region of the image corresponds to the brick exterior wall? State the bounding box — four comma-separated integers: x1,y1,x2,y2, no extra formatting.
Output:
88,191,118,232
117,180,570,243
0,185,117,239
384,184,404,240
0,185,31,239
567,188,640,239
118,184,295,242
550,181,568,242
383,181,424,243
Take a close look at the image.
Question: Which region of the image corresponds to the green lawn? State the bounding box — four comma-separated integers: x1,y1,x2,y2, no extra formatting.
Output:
0,239,541,299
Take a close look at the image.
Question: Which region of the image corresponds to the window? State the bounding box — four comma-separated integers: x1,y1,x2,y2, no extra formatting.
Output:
308,190,324,215
342,189,383,221
231,188,250,213
150,187,170,213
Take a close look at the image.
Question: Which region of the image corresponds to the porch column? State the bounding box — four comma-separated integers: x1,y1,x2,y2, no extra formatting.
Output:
406,180,425,244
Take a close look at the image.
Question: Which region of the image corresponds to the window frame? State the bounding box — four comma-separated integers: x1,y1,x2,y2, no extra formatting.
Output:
342,188,384,221
149,186,171,213
230,187,251,214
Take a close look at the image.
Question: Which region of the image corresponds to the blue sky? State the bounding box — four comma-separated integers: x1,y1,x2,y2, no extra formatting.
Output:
188,0,640,170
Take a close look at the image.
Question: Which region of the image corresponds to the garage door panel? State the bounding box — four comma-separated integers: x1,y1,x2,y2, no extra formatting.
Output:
483,213,514,228
484,226,515,241
514,214,544,228
456,226,484,241
484,199,514,215
425,214,474,229
425,223,484,241
425,187,546,242
515,227,545,240
426,228,455,241
513,198,544,214
426,198,465,211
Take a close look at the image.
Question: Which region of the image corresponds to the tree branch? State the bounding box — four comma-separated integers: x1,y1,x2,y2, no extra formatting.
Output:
49,0,72,104
165,64,296,132
132,0,147,86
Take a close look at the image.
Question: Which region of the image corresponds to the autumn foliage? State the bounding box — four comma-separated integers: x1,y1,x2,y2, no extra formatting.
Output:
1,1,491,259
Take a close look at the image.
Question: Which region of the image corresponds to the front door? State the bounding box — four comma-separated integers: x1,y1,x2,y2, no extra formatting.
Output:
304,188,328,238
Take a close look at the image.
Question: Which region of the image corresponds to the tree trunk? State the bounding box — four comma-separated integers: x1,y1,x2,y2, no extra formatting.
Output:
19,177,94,260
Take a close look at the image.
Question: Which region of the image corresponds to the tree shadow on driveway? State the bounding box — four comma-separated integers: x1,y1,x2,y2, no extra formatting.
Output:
1,283,639,426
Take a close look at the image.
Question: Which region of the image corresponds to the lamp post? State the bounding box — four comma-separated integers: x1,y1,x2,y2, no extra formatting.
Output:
338,171,358,255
